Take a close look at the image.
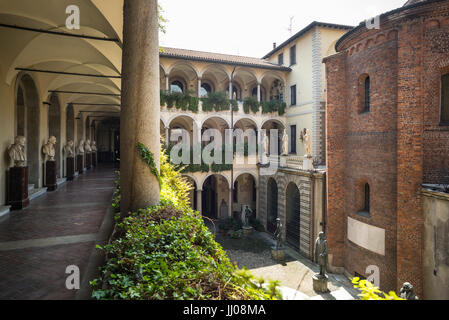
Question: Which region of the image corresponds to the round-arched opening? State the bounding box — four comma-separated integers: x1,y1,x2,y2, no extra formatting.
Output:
48,93,62,177
285,182,301,251
16,74,41,187
202,174,230,220
266,178,278,234
233,173,257,218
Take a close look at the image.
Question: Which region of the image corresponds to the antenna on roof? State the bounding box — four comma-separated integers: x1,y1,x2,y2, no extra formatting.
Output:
287,16,294,35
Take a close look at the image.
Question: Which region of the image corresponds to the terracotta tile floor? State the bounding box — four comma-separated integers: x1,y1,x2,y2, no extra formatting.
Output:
0,165,115,300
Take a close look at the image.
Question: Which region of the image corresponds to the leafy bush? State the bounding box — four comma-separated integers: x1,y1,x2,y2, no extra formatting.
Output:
351,278,403,300
243,96,260,114
201,91,231,112
160,90,199,113
91,143,281,300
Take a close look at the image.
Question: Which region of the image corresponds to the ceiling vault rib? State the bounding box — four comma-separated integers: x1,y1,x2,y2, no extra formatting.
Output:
70,103,121,106
49,90,121,96
15,68,121,78
0,23,119,42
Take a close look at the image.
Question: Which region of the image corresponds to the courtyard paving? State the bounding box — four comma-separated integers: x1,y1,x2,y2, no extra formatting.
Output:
0,165,115,300
210,224,360,300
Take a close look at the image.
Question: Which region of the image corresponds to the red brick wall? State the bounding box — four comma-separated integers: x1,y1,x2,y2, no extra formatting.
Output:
325,0,449,297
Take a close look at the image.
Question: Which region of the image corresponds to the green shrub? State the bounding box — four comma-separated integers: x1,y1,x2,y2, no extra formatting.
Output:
351,278,403,300
243,96,260,114
91,143,281,300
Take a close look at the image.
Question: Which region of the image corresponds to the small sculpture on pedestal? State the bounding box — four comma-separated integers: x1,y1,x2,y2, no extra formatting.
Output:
91,141,98,167
8,136,29,210
65,140,75,181
281,130,289,156
77,140,85,174
42,136,57,161
263,133,269,157
304,129,312,157
42,136,57,191
241,205,253,235
85,139,92,153
77,140,85,155
303,129,314,170
313,232,329,293
8,136,27,167
400,282,419,300
271,218,285,261
65,140,75,158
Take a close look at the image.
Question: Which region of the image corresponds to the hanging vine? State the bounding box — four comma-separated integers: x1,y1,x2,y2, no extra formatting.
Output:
137,142,162,187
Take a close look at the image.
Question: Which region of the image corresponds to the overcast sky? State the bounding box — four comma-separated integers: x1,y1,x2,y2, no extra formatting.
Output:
158,0,406,58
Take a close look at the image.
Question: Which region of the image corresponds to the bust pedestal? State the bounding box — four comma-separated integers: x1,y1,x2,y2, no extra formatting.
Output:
92,152,97,167
86,152,92,170
312,274,329,293
77,154,84,175
45,160,57,191
67,157,75,181
271,247,285,261
9,166,29,210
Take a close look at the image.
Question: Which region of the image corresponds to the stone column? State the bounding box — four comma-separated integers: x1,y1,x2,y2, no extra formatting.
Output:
196,189,202,215
228,188,233,218
121,0,160,216
257,83,261,102
165,75,169,92
197,78,202,97
229,81,233,100
255,186,259,220
165,127,169,148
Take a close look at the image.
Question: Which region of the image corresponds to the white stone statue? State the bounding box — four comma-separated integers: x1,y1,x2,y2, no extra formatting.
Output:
263,132,269,156
8,136,27,167
65,140,75,158
281,130,289,155
42,136,57,161
77,140,85,155
85,139,92,153
91,141,97,152
304,129,312,157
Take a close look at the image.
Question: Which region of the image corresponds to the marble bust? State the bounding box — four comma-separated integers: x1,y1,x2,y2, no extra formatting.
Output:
91,141,97,152
8,136,27,167
85,139,92,153
281,130,289,155
65,140,75,158
42,136,57,161
77,140,85,155
304,129,312,157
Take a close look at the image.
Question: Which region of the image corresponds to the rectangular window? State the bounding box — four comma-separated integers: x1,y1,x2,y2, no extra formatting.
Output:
290,45,296,66
441,73,449,124
290,125,297,154
278,53,284,66
290,85,296,106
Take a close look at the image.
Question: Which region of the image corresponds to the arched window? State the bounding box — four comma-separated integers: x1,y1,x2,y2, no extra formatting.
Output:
200,83,212,97
359,74,370,113
364,183,370,213
170,80,183,93
364,77,370,112
441,73,449,124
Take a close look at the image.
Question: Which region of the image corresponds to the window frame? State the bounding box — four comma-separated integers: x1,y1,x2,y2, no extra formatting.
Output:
290,85,297,106
290,125,297,154
440,73,449,125
278,53,284,66
289,45,296,66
